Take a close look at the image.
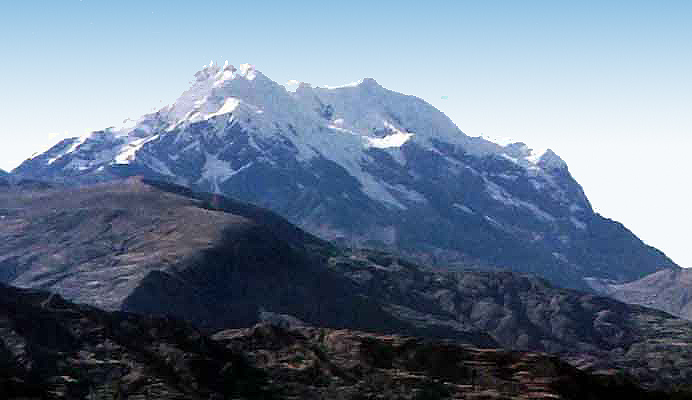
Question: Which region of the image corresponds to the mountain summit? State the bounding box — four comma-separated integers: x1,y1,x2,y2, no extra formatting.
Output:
13,62,676,289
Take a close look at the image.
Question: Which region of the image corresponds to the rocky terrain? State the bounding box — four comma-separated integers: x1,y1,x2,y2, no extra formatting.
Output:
334,250,692,390
2,178,692,393
0,282,271,399
12,62,677,290
214,324,677,400
1,282,683,399
588,268,692,321
0,177,492,345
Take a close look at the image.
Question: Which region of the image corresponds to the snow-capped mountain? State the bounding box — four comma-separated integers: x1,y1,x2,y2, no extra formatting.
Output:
13,61,676,289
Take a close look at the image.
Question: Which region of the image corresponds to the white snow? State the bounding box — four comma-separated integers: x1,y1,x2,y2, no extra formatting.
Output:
65,158,90,171
237,63,257,80
200,153,252,193
366,122,414,149
143,156,174,176
47,136,87,164
485,180,555,222
366,132,413,148
205,97,240,120
283,79,301,92
527,147,547,164
453,203,474,214
114,138,147,164
321,79,364,89
114,135,159,164
385,183,427,204
32,61,574,213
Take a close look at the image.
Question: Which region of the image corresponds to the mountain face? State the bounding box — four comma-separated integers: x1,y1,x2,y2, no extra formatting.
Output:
2,284,674,400
12,62,677,289
588,268,692,321
3,179,692,391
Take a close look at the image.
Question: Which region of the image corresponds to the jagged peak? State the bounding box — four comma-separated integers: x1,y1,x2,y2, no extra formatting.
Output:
20,61,571,181
193,61,260,84
236,63,257,80
537,148,567,170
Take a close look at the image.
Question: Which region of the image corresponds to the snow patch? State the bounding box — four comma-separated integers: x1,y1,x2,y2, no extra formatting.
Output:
143,156,174,176
29,61,575,216
453,203,474,214
366,132,413,148
485,180,555,222
205,97,240,120
237,63,257,80
385,183,427,204
321,79,364,89
47,136,87,164
201,153,252,193
114,135,159,164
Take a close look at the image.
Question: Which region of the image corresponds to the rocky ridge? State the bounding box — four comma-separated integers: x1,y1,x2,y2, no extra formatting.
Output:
0,282,681,399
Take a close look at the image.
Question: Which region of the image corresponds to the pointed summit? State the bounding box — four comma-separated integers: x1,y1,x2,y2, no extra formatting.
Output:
359,77,380,88
537,148,567,170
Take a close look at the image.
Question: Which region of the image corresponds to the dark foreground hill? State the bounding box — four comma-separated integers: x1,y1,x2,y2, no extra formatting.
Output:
0,177,491,345
2,179,692,391
0,283,681,400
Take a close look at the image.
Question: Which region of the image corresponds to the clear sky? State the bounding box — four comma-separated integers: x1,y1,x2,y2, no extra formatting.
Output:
1,1,691,268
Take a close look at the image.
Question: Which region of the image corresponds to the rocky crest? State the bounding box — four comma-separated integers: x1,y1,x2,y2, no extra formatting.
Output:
0,283,679,399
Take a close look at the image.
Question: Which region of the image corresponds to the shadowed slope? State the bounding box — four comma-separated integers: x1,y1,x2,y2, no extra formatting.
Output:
0,283,675,399
0,177,492,345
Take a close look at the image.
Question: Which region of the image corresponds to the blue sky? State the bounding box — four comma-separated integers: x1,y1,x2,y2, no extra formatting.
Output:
1,0,691,267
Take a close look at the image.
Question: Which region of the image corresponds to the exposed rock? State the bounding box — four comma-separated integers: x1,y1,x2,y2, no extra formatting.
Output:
0,283,675,399
0,178,492,346
214,324,679,399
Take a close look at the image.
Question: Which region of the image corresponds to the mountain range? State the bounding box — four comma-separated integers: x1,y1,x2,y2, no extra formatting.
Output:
4,62,690,397
2,178,692,393
11,62,677,290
